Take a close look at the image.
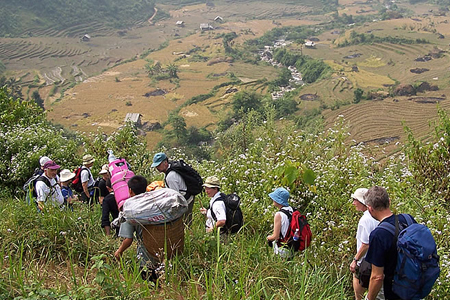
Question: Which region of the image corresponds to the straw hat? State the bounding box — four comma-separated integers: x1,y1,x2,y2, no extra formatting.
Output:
202,176,220,188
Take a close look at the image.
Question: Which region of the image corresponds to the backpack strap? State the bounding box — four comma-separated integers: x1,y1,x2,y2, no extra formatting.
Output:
210,194,226,222
279,208,293,239
36,176,58,201
165,161,190,198
81,166,94,187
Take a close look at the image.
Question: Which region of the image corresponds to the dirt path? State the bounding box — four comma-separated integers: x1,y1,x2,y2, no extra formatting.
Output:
148,7,158,24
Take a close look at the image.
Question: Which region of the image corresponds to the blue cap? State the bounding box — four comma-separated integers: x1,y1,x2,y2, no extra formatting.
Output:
151,152,167,168
269,187,290,207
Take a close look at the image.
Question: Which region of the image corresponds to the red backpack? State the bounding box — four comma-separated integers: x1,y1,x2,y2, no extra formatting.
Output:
71,166,85,193
277,209,312,252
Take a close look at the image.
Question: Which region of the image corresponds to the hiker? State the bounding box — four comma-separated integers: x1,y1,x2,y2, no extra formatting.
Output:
98,164,110,205
101,178,119,236
60,169,78,211
114,175,158,281
80,154,96,204
151,152,195,227
200,176,226,233
364,186,416,300
266,187,293,258
23,156,53,204
38,156,51,174
349,188,383,300
35,160,64,211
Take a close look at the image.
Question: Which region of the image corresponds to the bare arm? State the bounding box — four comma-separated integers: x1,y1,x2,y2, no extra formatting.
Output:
114,238,133,260
367,264,384,300
82,181,90,198
266,213,282,241
350,242,369,273
215,220,226,228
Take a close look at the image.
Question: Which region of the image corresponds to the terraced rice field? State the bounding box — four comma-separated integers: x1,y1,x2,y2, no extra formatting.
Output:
323,88,450,147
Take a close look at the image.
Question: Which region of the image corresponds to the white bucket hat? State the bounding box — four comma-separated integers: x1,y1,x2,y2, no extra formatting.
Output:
60,169,76,182
351,188,369,205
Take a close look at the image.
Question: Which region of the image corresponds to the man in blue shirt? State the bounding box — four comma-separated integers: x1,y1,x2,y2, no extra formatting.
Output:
364,186,415,300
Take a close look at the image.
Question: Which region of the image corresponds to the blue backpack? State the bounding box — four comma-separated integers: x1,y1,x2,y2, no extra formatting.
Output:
379,214,440,300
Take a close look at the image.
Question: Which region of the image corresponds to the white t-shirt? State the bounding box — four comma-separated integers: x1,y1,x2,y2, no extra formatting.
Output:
81,167,94,187
165,169,193,204
356,210,379,261
276,206,294,239
36,174,64,205
205,192,226,230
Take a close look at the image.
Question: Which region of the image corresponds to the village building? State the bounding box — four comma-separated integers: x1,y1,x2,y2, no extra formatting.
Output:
214,16,223,22
81,34,91,42
200,23,214,30
124,113,142,127
305,41,316,48
176,20,185,27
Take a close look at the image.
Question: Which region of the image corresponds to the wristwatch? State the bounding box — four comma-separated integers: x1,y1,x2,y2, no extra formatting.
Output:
353,257,358,262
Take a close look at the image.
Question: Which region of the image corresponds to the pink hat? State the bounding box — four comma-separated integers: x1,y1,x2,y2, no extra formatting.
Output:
43,160,60,170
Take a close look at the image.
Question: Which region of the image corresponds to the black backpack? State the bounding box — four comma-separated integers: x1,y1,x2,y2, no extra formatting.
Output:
165,160,203,199
23,174,52,202
23,168,45,199
210,193,244,234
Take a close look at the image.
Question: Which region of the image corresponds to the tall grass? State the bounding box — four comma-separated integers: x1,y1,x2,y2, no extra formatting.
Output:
1,115,449,298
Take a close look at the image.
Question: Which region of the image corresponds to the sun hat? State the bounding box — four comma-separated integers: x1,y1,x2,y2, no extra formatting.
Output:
39,156,51,167
351,188,369,205
99,164,109,175
60,169,76,182
202,176,221,188
151,152,167,168
82,154,95,165
43,160,60,170
269,187,290,207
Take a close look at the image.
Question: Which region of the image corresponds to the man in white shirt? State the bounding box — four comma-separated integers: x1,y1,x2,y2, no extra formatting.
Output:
349,188,383,300
152,152,194,226
200,176,226,233
35,160,64,211
80,154,95,204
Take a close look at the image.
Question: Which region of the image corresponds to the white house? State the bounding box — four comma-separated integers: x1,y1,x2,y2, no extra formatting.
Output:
304,41,316,48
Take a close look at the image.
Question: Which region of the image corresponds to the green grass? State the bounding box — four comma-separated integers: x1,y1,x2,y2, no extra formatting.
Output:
2,115,449,299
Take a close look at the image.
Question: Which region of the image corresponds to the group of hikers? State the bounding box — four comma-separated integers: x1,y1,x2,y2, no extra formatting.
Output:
24,152,439,299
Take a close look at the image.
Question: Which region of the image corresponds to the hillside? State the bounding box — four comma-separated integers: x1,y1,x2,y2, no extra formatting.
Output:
1,84,449,299
1,0,450,155
0,0,155,37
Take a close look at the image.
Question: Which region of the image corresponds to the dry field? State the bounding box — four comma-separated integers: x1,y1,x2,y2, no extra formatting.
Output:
4,0,450,153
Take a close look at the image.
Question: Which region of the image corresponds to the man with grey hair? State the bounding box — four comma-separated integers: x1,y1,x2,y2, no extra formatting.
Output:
364,186,416,300
349,188,382,300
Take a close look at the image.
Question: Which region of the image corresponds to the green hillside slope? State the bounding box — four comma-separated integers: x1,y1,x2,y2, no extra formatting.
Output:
0,0,155,37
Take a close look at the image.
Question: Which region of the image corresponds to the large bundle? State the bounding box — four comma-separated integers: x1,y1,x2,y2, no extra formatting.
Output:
122,188,188,225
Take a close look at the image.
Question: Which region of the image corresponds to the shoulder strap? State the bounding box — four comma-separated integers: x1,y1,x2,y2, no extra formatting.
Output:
378,214,400,240
36,176,51,188
401,213,414,226
278,208,293,239
279,208,293,220
36,176,58,200
210,195,225,221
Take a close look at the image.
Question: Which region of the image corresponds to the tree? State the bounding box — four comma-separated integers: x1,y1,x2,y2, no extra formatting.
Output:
232,91,263,117
353,88,364,103
167,113,187,143
0,76,23,100
31,90,44,110
167,63,179,79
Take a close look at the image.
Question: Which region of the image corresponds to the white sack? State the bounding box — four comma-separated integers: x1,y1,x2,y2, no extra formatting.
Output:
123,188,188,225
